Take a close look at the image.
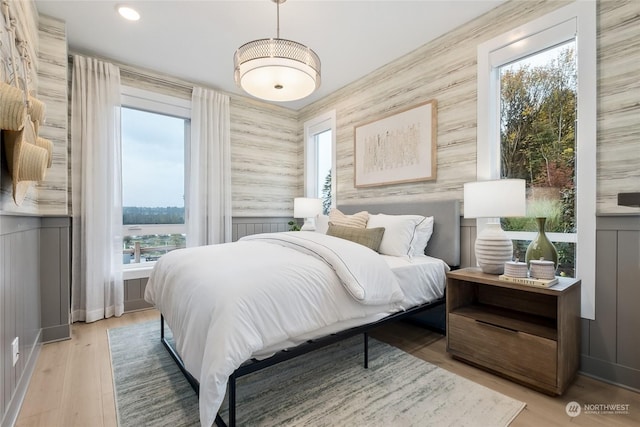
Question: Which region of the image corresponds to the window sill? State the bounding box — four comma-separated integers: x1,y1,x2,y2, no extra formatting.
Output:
122,263,155,281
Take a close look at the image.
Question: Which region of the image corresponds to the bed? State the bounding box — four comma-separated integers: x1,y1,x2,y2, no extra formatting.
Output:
144,200,460,427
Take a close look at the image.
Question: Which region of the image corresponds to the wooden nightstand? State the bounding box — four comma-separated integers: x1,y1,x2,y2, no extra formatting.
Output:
446,267,580,395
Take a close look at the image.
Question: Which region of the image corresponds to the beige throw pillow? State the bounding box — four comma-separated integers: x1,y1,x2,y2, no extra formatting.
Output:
328,208,369,228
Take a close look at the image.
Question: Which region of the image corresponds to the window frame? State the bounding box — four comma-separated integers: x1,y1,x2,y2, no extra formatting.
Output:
303,110,336,205
476,1,596,319
120,86,191,270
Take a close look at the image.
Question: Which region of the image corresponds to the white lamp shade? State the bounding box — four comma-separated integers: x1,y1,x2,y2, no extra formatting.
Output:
294,197,322,219
463,179,526,218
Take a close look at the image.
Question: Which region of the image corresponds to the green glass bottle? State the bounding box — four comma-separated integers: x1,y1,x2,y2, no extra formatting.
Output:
525,217,558,270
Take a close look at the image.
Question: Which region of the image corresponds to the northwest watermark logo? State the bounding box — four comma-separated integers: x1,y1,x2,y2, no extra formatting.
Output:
565,401,581,417
565,401,631,417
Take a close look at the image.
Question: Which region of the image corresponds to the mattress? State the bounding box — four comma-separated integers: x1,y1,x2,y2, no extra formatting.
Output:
383,254,448,307
254,254,448,358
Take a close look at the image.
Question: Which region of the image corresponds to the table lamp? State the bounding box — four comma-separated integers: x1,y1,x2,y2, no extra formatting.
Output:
294,197,323,231
464,179,526,274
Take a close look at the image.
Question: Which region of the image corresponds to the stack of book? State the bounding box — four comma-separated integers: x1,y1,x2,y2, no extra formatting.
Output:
498,274,558,288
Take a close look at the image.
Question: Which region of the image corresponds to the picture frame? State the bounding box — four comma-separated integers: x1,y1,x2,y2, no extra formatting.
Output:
354,100,437,188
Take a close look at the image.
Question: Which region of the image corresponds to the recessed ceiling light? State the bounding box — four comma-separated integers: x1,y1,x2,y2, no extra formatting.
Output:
117,5,140,21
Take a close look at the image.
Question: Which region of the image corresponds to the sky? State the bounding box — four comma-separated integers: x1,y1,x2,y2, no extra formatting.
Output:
503,41,573,71
121,107,185,208
316,129,332,196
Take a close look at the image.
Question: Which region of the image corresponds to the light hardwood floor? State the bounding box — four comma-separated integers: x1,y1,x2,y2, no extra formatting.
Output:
15,309,640,427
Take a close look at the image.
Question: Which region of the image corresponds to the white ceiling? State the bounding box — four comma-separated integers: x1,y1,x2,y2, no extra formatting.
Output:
34,0,504,110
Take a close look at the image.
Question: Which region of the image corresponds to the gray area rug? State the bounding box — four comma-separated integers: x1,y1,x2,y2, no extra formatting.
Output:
109,320,525,427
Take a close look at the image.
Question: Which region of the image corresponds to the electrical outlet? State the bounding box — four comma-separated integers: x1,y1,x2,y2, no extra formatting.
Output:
12,337,19,366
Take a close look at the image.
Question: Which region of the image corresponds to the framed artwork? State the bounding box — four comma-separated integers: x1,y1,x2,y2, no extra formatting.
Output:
354,100,437,187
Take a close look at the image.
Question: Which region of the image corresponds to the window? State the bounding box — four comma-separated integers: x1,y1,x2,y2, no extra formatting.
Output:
499,42,577,276
121,87,191,266
477,2,596,319
304,110,336,214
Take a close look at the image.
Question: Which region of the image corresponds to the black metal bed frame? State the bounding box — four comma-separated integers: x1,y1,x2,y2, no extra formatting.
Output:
160,297,445,427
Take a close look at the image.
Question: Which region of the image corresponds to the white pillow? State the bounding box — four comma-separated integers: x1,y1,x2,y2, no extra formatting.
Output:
366,214,425,257
409,216,434,257
315,214,330,234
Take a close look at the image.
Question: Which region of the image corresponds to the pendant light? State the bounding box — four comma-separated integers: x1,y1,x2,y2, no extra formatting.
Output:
233,0,321,102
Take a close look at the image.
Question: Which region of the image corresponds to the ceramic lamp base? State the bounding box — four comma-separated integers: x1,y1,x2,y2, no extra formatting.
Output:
475,222,514,275
300,217,316,231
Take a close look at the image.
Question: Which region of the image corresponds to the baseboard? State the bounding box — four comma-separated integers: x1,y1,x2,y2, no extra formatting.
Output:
42,324,71,343
124,299,154,312
0,330,42,427
580,354,640,392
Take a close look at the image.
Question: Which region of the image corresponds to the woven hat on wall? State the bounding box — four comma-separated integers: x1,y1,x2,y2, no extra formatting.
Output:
0,81,28,131
2,0,49,206
35,136,53,168
28,95,46,134
2,115,48,205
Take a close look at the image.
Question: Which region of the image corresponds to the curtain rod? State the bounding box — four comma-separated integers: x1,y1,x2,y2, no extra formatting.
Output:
119,67,193,93
67,51,268,105
68,50,193,94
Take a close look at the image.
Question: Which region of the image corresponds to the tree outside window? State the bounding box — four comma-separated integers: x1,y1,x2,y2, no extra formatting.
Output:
499,43,577,276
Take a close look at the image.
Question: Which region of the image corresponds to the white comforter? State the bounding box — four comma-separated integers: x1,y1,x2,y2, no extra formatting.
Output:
144,232,406,427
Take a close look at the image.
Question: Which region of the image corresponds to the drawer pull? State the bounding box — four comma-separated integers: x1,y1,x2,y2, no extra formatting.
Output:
475,319,518,333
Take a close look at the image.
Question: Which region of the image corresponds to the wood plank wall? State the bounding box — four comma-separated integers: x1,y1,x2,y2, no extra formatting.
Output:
581,216,640,390
0,217,42,427
229,99,300,217
39,218,70,343
596,1,640,214
34,15,69,216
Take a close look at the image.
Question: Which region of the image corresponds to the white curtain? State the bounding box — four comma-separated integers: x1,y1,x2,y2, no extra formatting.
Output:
187,87,232,246
70,55,124,323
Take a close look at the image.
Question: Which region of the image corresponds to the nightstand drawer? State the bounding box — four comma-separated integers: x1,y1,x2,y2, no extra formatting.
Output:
449,312,557,387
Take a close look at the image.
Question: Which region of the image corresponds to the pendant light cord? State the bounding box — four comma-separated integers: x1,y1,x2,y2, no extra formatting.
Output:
276,0,280,39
